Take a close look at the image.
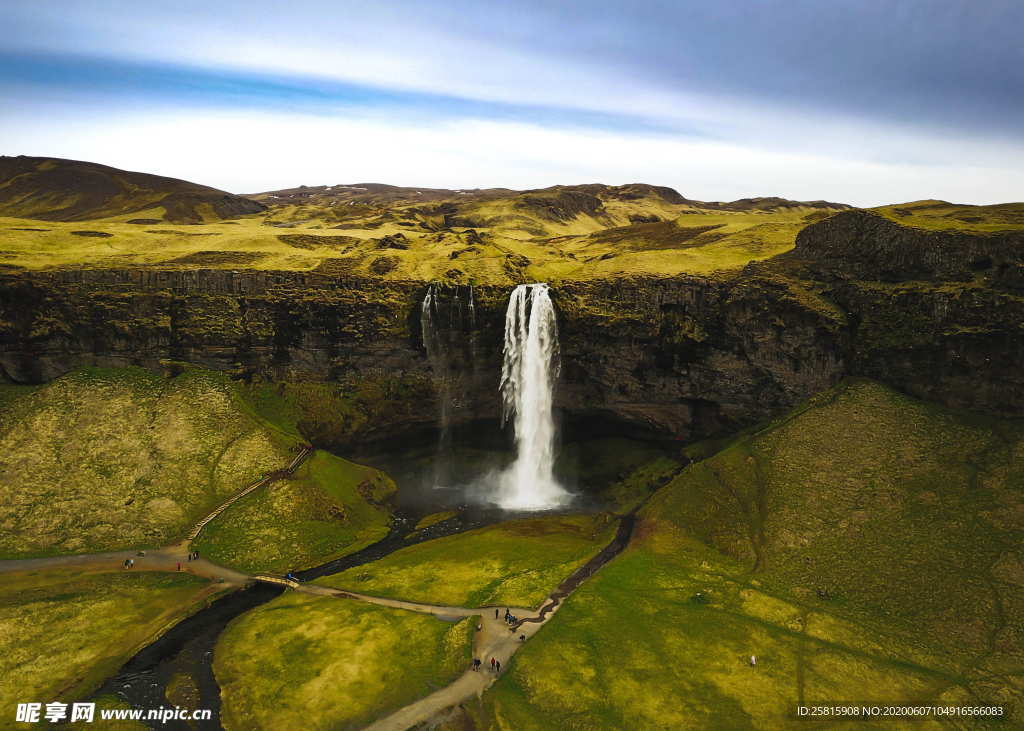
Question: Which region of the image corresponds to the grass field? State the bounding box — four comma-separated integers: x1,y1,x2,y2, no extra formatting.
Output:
215,592,475,730
872,200,1024,232
192,450,395,574
0,569,214,715
0,367,301,557
0,192,847,283
470,379,1024,728
316,513,617,608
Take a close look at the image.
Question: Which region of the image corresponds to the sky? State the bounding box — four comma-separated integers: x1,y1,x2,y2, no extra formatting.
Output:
0,0,1022,205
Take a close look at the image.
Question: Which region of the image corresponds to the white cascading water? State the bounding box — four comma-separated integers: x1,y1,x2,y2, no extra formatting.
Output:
497,283,570,509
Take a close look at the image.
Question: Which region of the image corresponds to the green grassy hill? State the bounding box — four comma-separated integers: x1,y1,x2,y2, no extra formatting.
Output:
215,593,475,731
316,513,616,608
0,156,264,224
0,158,859,282
0,568,214,711
4,157,1022,286
192,449,396,574
872,199,1024,233
473,380,1024,728
0,366,302,557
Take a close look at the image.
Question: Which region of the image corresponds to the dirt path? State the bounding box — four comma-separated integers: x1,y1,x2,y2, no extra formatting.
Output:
0,447,313,583
363,597,564,731
0,541,251,584
187,445,312,541
296,583,530,619
361,513,637,730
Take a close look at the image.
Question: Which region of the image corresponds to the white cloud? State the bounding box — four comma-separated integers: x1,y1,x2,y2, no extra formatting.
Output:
3,106,1022,206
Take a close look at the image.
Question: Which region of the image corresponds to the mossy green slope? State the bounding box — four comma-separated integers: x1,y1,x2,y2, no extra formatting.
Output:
316,514,617,608
215,592,474,730
872,199,1024,232
0,569,212,713
0,367,299,557
474,380,1024,728
0,174,858,282
192,450,395,574
0,155,263,223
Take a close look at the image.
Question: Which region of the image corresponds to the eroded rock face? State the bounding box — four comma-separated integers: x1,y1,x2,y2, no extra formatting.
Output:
795,209,1024,286
2,212,1023,443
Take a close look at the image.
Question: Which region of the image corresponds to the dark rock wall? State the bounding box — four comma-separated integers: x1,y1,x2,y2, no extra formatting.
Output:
2,212,1023,441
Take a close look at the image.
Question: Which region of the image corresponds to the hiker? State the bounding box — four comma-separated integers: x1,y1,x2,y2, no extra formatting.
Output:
476,623,482,632
495,660,501,673
519,634,526,642
194,551,199,560
128,559,134,568
472,658,481,672
123,558,129,569
495,608,499,619
490,657,496,670
749,655,757,667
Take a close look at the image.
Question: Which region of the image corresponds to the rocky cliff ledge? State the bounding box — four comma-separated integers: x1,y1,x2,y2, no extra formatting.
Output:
2,210,1022,444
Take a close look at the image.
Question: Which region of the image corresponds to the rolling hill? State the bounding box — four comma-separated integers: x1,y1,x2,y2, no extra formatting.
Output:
0,157,864,281
0,156,265,224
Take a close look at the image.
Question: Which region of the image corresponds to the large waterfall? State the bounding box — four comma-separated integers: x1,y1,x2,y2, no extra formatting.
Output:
497,283,570,509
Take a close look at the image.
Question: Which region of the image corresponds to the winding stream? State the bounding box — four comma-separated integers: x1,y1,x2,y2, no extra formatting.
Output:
89,505,528,730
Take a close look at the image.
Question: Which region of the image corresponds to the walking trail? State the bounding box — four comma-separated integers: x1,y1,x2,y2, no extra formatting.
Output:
0,446,637,731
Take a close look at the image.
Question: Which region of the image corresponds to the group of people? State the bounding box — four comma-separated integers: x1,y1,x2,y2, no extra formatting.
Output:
471,657,501,674
121,558,135,569
497,608,518,626
186,550,200,561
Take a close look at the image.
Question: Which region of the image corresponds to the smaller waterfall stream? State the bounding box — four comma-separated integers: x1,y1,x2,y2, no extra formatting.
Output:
420,283,475,488
497,283,570,509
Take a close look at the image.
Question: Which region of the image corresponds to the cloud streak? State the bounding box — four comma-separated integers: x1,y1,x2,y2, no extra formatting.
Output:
0,0,1021,204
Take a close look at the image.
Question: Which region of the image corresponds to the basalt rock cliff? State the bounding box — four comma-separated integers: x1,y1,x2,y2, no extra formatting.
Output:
1,210,1022,447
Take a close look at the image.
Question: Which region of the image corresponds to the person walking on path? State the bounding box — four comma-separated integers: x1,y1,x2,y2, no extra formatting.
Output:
490,657,496,671
495,660,501,674
495,608,499,619
472,658,481,672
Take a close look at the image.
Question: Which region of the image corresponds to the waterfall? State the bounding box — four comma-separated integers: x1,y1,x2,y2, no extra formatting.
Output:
421,283,453,486
421,283,477,488
497,283,570,509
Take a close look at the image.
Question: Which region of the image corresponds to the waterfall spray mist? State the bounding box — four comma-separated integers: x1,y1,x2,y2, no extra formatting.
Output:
497,283,570,509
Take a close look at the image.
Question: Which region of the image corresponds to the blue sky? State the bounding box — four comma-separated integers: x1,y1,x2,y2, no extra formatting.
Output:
1,0,1021,205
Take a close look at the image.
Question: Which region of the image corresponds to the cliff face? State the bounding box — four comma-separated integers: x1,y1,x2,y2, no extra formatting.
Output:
791,210,1024,415
2,210,1022,443
0,268,847,443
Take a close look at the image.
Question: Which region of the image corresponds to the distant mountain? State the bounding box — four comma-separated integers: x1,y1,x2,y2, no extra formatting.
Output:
0,156,265,224
246,182,517,208
696,196,852,212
